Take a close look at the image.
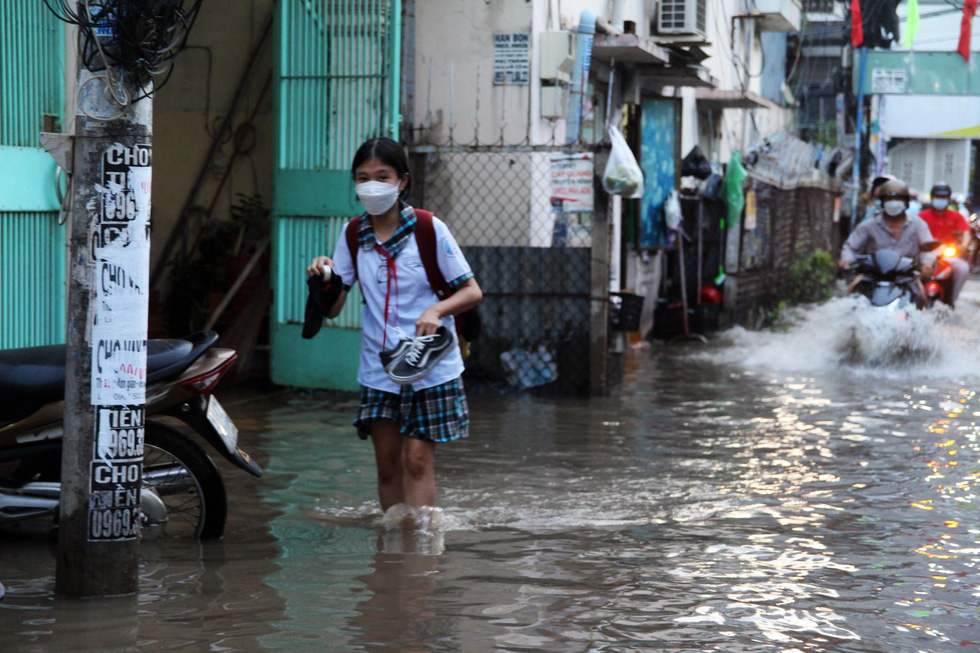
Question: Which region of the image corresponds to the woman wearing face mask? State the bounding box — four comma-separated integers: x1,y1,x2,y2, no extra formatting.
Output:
305,137,483,524
839,179,938,281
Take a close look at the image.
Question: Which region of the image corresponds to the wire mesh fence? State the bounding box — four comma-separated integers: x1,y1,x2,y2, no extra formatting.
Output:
406,144,607,395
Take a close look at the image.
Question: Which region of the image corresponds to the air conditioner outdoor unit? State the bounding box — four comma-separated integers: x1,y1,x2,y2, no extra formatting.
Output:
656,0,707,37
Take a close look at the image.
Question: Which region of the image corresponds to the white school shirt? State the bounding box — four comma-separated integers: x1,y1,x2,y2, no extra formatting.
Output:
330,215,473,393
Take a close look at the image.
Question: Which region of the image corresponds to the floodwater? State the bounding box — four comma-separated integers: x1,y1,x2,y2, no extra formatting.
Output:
5,288,980,651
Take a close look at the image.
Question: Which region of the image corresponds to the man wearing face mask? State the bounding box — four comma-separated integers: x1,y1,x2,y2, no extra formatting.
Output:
918,182,970,305
861,174,897,222
839,180,938,283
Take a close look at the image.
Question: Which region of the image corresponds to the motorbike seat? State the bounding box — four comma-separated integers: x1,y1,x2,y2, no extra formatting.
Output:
0,335,211,424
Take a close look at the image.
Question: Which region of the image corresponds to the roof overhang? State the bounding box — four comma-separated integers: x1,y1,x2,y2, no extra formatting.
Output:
635,65,718,89
695,88,779,109
591,34,670,65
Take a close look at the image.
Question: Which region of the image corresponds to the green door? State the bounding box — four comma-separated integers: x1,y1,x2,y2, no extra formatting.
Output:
271,0,400,390
0,2,65,348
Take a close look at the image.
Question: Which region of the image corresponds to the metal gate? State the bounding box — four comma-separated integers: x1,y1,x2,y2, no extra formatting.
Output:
270,0,400,390
408,144,607,395
0,2,65,348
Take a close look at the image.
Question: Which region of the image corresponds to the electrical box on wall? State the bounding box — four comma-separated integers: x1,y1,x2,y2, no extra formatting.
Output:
540,31,575,83
541,85,569,120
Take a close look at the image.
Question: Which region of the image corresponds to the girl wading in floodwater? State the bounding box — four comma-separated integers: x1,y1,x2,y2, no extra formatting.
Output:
306,137,482,526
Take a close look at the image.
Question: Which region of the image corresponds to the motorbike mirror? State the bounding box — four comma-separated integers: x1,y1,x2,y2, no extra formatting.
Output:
920,240,940,252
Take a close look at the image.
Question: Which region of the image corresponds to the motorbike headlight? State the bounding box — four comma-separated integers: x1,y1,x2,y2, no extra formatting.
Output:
943,246,957,258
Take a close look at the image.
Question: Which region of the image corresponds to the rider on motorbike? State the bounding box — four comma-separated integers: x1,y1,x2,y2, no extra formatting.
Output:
918,182,971,306
839,179,937,296
861,174,897,222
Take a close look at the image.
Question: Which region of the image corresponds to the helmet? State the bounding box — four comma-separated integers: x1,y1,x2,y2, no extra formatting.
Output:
700,285,723,305
931,182,952,198
870,174,897,194
878,179,911,201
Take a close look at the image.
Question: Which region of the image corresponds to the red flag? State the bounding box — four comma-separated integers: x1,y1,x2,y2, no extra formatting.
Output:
850,0,864,48
959,0,977,62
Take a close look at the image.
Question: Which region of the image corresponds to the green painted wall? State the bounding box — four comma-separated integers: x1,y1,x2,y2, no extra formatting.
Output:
0,146,60,211
271,0,400,390
271,323,362,391
854,51,980,96
0,1,66,348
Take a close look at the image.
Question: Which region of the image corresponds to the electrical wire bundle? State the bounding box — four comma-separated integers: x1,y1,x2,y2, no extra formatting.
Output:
43,0,204,102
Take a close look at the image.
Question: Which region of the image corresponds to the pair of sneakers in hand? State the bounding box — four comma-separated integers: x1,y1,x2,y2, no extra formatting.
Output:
380,326,456,385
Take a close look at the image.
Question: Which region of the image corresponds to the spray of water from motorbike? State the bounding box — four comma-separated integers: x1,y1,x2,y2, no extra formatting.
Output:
711,245,980,375
712,294,980,376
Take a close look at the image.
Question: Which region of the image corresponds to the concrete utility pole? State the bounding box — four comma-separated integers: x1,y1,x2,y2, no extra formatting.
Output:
56,60,153,597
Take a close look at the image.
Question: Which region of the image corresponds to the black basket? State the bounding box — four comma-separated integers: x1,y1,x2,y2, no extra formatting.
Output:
609,292,644,332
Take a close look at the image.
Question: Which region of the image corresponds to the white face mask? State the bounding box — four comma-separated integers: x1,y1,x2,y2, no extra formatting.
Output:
932,198,949,211
883,200,906,217
355,181,401,215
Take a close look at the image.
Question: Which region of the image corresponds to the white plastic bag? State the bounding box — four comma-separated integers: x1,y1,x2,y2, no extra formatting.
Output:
664,190,682,232
603,125,644,198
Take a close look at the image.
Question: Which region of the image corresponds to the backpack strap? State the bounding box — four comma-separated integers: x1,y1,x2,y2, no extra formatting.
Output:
413,209,452,300
344,217,360,282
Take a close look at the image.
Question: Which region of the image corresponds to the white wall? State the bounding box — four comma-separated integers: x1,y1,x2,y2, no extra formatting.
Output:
414,0,793,156
885,4,978,193
895,4,980,52
698,0,794,163
887,139,972,194
413,0,536,145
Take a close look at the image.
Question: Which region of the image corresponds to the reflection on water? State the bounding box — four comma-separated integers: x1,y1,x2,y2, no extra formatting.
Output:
5,290,980,650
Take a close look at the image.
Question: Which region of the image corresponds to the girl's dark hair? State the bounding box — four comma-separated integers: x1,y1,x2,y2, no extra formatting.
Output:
351,137,411,197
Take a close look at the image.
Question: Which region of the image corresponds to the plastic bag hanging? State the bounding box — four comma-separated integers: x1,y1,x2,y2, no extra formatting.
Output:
721,151,747,230
664,190,682,232
681,145,713,179
602,125,644,198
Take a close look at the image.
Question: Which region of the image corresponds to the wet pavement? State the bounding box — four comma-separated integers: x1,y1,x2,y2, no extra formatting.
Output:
5,286,980,651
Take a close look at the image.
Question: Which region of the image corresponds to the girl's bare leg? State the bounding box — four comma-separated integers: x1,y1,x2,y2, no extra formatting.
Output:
370,419,405,510
402,437,436,509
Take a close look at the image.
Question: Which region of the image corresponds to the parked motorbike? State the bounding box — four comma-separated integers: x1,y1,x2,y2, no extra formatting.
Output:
846,249,925,312
0,331,262,540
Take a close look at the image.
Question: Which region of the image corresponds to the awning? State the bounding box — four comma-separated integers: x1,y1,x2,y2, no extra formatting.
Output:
635,65,718,89
694,89,779,109
591,34,670,65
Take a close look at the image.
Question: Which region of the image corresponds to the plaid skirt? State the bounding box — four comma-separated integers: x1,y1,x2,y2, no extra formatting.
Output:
355,378,469,443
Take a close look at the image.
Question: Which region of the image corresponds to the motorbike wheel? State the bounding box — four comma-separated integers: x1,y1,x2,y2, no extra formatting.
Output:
143,423,228,540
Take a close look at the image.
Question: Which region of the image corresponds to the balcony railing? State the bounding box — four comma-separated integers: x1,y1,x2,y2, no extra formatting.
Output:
804,0,837,13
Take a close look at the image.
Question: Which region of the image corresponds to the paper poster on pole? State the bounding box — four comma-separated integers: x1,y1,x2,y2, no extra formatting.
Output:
87,141,151,542
744,191,757,230
549,153,594,213
90,143,151,408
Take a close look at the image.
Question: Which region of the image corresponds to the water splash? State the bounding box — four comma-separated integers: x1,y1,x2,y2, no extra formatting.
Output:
710,293,980,379
381,503,447,533
377,504,450,555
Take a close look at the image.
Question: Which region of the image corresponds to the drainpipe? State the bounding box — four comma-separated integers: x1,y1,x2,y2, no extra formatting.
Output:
610,0,626,30
565,9,595,144
605,62,621,294
390,0,402,139
739,15,755,153
849,46,868,231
